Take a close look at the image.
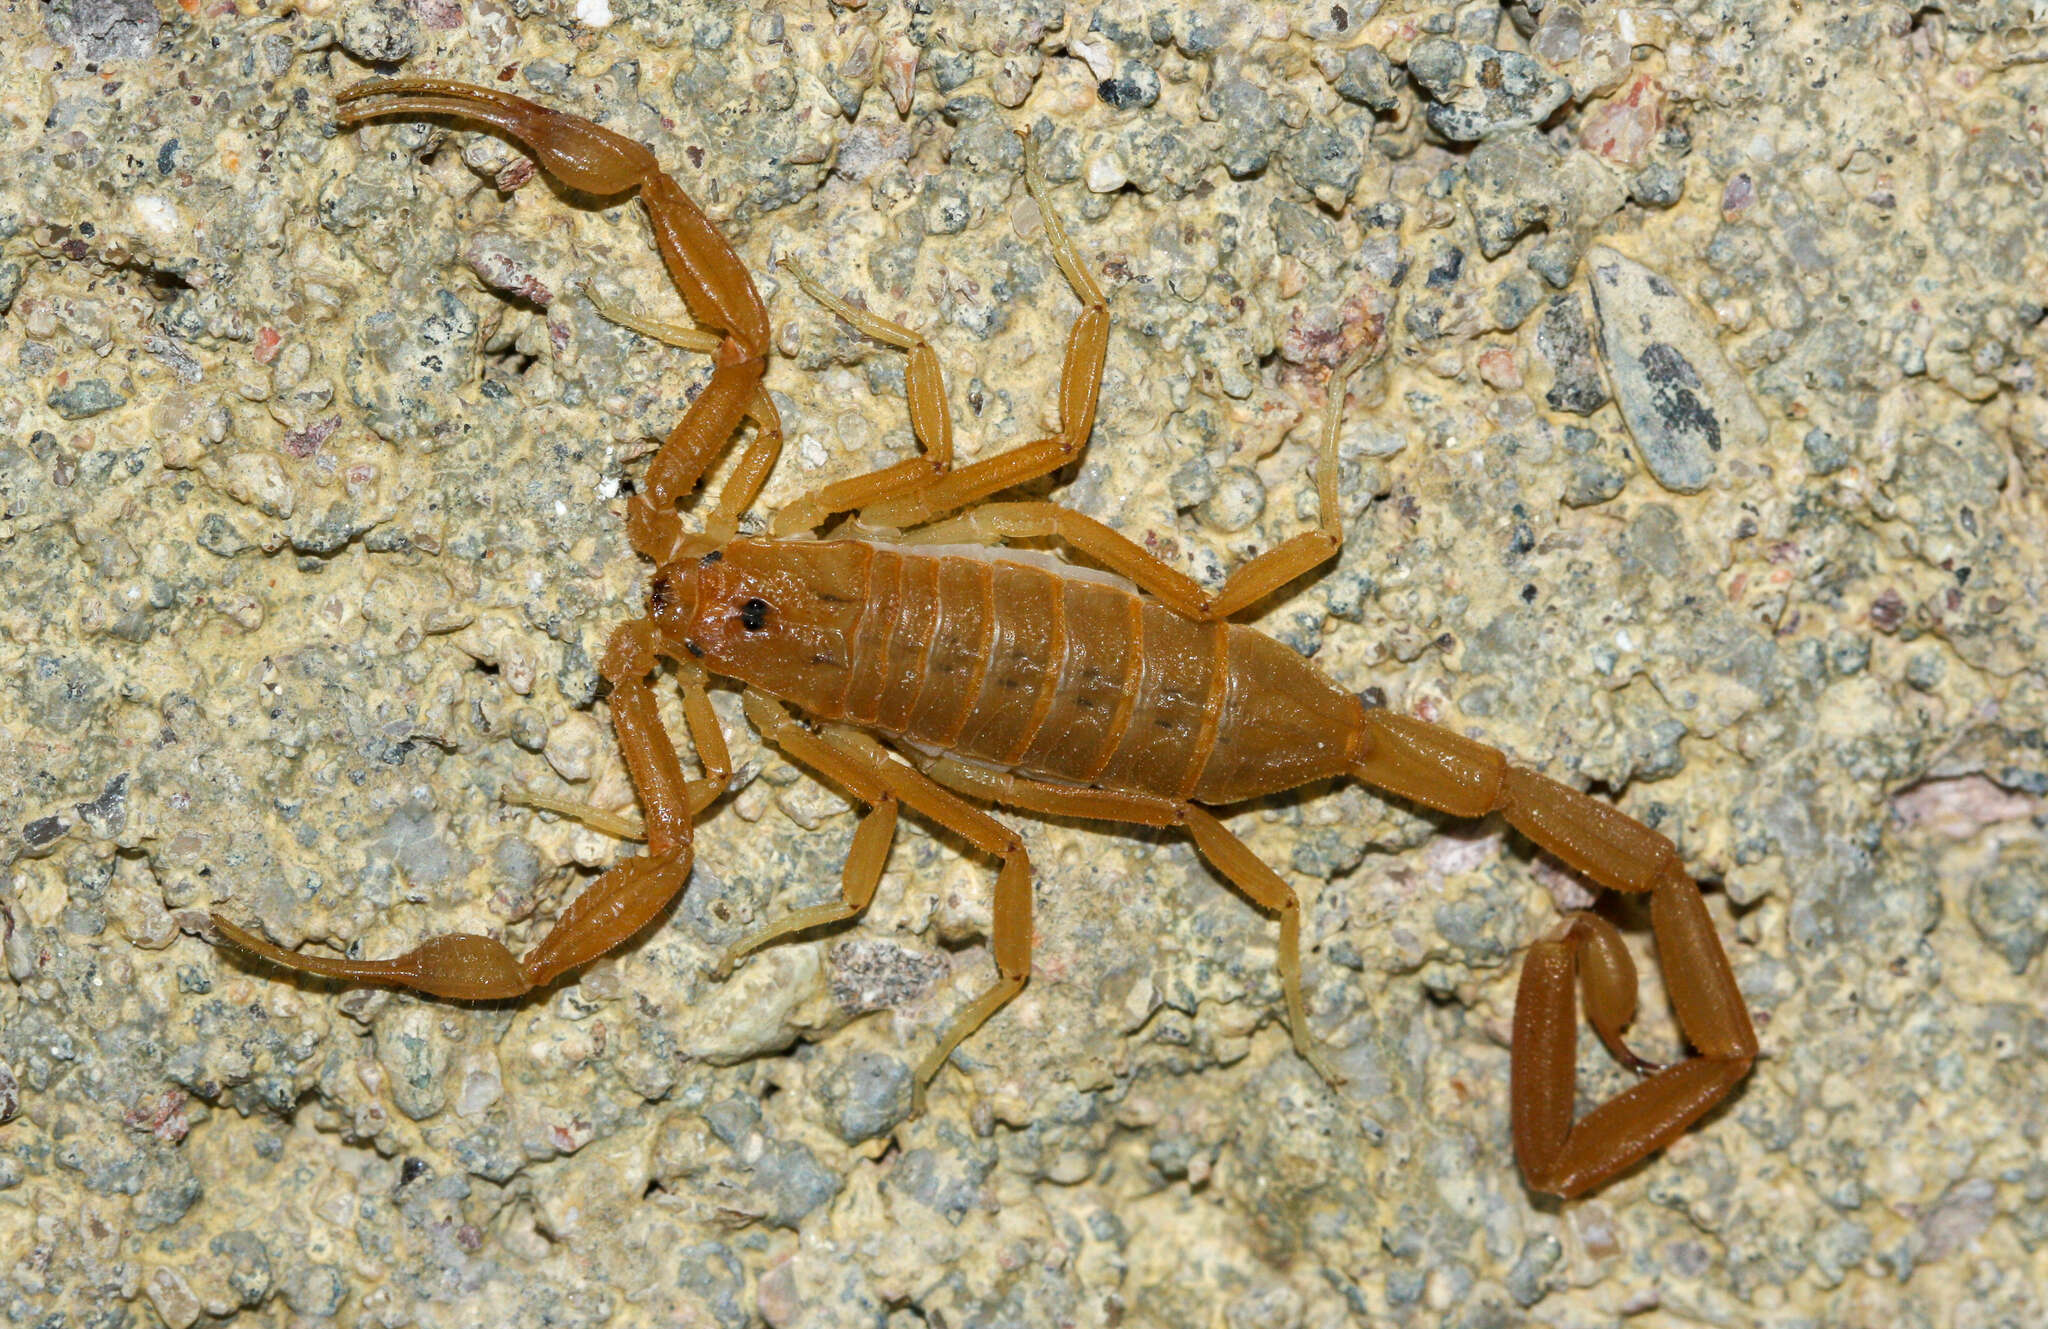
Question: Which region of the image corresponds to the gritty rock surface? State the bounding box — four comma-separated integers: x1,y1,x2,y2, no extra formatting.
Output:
2,2,2047,1327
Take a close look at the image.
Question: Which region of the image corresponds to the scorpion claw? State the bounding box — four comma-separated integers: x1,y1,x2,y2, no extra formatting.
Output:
211,914,536,1000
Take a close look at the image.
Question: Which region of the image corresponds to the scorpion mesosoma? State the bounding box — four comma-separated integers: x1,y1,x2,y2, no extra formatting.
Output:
212,79,1757,1198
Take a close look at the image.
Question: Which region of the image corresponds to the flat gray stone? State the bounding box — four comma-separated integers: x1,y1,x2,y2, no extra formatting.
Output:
1586,245,1765,493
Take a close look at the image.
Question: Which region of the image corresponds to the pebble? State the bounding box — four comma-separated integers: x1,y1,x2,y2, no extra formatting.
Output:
1967,845,2048,973
1586,245,1765,493
1535,293,1608,415
1333,44,1401,111
1198,465,1266,533
338,0,418,63
1410,42,1571,142
812,1050,913,1143
46,379,125,420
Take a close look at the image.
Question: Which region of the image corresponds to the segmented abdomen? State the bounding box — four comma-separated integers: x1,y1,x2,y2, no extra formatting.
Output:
821,544,1361,804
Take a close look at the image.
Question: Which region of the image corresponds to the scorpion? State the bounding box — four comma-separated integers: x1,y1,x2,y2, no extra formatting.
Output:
212,79,1757,1198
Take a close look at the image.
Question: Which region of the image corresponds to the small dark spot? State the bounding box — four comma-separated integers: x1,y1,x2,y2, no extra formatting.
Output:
740,598,770,632
1358,686,1387,709
399,1157,430,1185
684,639,705,658
1097,77,1146,109
23,815,67,848
1520,584,1538,604
649,573,672,612
810,652,839,667
700,549,723,565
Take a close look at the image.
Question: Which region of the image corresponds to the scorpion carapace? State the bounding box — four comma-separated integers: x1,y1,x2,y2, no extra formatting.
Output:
212,79,1757,1199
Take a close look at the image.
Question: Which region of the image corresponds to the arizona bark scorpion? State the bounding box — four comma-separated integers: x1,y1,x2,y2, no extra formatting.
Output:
213,79,1757,1198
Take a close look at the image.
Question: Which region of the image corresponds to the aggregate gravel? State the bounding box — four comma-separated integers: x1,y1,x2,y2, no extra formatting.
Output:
2,1,2047,1326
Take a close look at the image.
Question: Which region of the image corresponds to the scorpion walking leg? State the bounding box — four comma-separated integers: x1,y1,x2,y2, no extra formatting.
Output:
901,334,1384,621
213,622,729,997
1351,709,1757,1197
717,691,904,976
768,260,955,535
336,80,771,557
923,759,1344,1087
776,132,1108,534
741,695,1033,1111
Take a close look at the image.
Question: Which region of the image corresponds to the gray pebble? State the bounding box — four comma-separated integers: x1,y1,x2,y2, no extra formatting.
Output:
1198,465,1265,533
210,1231,273,1307
890,1139,996,1225
1967,845,2048,974
1167,454,1216,508
40,0,158,62
751,1140,842,1228
1334,44,1401,111
1904,649,1946,691
1587,245,1765,493
281,1262,347,1317
1535,293,1608,415
1630,161,1687,208
47,378,125,421
1413,44,1570,142
1492,274,1542,330
1506,1234,1562,1307
1828,630,1871,675
338,0,417,63
1209,78,1280,178
674,1243,749,1329
1405,37,1466,99
813,1050,913,1143
1804,426,1851,475
1524,232,1583,288
1098,61,1161,111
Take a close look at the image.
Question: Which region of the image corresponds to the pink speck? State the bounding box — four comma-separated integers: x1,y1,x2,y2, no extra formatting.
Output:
1579,75,1664,171
1891,775,2041,839
548,1116,594,1154
124,1091,191,1144
495,158,536,191
1720,172,1756,222
283,416,339,458
254,326,282,365
1476,346,1522,390
411,0,464,29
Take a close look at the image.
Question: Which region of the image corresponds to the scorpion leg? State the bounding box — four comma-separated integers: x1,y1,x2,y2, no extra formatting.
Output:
921,759,1344,1088
845,131,1110,532
900,335,1383,621
337,80,772,555
741,694,1033,1112
213,622,728,997
1350,709,1757,1197
768,258,956,535
717,691,903,977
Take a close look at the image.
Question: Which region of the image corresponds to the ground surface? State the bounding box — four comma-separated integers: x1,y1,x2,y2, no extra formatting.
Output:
2,1,2046,1326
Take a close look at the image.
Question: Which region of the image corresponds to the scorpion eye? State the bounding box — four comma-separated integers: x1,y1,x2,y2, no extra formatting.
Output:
739,597,770,632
